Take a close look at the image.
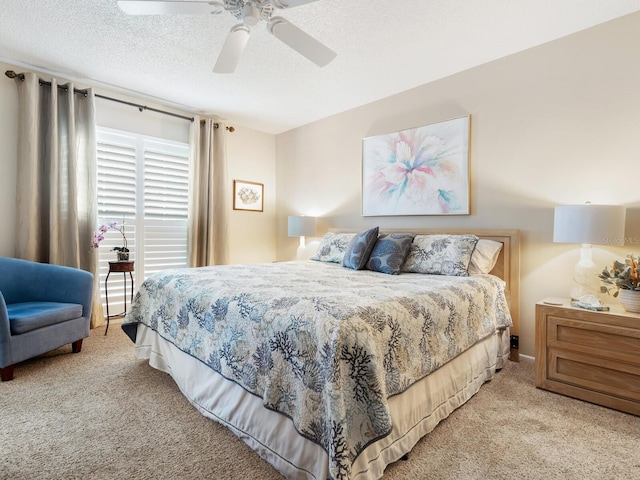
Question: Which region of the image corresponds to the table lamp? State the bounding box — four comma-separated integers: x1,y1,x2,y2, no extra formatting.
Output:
553,203,626,300
288,215,317,260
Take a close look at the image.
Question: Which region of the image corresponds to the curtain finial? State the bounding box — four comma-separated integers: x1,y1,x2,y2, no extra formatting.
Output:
5,70,25,80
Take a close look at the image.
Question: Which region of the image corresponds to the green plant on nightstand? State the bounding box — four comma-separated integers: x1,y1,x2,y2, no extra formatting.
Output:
599,254,640,296
599,254,640,313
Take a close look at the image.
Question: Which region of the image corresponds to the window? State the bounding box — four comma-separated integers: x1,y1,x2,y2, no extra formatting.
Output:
96,127,189,314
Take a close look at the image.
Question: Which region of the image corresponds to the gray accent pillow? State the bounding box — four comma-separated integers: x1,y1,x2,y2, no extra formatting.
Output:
342,227,379,270
367,233,416,275
310,233,356,263
402,234,479,276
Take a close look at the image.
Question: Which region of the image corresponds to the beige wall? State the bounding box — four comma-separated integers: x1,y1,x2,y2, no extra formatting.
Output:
228,126,277,264
0,61,276,265
275,12,640,357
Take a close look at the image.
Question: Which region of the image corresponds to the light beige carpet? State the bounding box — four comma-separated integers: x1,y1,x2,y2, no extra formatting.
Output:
1,326,638,480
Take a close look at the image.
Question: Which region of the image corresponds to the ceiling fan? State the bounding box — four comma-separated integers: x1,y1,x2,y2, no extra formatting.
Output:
117,0,337,73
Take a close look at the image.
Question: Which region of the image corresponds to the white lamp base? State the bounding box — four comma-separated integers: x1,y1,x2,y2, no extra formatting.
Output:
570,244,601,300
296,236,308,261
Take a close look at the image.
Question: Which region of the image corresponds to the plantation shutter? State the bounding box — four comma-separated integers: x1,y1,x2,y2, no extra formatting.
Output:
143,140,189,275
96,127,189,314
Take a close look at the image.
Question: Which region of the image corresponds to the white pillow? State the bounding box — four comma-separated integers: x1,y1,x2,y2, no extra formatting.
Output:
468,239,503,275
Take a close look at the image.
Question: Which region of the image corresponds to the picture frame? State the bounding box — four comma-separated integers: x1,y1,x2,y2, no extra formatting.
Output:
233,180,264,212
362,115,471,216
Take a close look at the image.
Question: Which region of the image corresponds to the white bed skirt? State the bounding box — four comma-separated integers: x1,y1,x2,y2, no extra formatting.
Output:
134,324,510,480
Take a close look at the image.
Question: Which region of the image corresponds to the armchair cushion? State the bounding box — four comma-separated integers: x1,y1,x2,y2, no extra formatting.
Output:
8,302,84,335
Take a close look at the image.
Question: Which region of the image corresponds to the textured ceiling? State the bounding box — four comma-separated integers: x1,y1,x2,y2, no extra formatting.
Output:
1,0,640,134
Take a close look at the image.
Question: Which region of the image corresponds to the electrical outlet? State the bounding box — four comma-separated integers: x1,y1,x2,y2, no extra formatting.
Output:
510,335,519,349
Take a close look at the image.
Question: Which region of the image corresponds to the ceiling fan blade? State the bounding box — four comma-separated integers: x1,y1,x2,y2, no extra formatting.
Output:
270,0,321,8
213,24,251,74
117,1,224,15
268,16,336,67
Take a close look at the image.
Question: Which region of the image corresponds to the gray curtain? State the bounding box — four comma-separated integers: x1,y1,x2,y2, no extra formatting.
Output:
188,117,230,267
14,72,103,327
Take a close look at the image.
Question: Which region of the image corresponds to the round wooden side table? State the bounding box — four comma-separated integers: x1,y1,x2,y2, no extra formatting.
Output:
105,260,134,335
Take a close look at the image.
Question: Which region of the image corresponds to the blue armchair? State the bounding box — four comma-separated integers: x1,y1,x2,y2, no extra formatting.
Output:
0,257,94,381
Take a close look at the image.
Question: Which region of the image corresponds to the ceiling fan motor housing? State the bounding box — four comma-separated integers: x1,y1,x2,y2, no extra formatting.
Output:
228,0,274,24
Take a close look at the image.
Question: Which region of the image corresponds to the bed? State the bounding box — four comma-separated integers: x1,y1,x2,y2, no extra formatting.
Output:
122,228,520,480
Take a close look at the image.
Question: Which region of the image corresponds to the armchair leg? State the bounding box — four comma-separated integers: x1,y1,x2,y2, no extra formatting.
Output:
0,365,15,381
0,340,84,381
72,339,83,353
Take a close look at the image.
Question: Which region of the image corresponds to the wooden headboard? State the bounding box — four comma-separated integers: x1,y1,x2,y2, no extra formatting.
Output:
329,228,521,361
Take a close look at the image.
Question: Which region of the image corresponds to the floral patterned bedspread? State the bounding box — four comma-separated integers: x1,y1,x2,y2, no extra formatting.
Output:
122,261,511,480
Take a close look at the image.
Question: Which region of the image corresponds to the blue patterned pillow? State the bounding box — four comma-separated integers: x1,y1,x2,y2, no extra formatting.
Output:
402,234,479,276
367,233,416,275
342,227,379,270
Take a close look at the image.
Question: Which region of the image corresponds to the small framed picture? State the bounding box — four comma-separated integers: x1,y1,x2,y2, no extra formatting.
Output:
233,180,264,212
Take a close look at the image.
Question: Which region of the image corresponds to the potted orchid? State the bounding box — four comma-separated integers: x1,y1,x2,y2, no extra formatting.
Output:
92,220,130,261
599,254,640,312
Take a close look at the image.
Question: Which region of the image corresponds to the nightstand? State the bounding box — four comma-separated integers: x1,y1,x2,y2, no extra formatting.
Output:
535,298,640,415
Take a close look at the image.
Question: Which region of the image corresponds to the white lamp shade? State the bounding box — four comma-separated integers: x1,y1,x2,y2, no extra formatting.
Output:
553,204,625,246
288,216,317,237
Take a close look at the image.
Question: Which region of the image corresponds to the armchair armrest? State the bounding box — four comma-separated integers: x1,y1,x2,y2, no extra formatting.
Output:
0,292,10,339
0,292,13,367
0,258,94,320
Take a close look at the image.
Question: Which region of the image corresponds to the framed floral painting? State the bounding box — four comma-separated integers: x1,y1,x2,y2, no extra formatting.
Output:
362,115,470,216
233,180,264,212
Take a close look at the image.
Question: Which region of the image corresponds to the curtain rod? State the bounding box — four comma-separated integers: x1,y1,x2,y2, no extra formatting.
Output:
4,70,235,131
